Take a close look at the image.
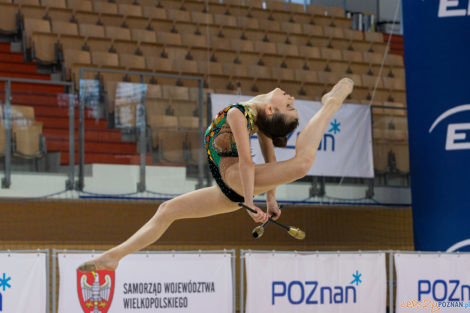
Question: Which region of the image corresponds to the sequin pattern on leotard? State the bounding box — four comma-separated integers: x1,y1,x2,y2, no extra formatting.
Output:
204,103,257,202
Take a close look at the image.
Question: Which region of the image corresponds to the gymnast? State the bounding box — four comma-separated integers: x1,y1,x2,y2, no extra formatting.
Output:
78,77,354,271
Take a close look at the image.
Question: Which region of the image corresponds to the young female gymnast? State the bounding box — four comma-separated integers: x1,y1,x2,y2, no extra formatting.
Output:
78,77,354,271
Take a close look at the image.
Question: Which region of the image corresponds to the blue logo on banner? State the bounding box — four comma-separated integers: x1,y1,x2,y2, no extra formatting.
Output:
418,279,470,302
350,270,362,286
402,0,470,251
0,273,12,311
428,104,470,151
328,119,341,135
271,271,362,306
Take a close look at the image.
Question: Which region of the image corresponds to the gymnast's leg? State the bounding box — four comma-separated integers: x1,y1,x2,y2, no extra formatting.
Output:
78,186,239,271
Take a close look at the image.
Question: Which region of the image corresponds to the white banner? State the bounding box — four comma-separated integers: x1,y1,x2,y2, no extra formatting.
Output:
244,252,386,313
0,252,47,313
395,253,470,313
210,94,373,178
58,252,233,313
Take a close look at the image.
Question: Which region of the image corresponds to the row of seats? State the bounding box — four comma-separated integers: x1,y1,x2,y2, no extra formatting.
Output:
32,32,400,71
9,1,389,67
153,130,200,164
206,78,406,103
0,105,45,158
79,69,407,104
6,0,351,26
110,96,201,128
23,18,385,50
64,48,405,88
89,69,406,103
98,81,201,127
20,14,387,55
12,0,384,51
146,99,199,116
104,81,202,103
7,3,354,38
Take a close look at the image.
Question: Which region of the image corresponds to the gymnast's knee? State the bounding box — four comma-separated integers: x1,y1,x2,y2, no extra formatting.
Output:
293,155,313,179
154,201,177,224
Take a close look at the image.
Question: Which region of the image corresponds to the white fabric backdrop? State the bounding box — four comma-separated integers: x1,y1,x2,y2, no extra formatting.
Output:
244,252,386,313
395,253,470,313
58,252,233,313
0,252,47,313
210,94,373,178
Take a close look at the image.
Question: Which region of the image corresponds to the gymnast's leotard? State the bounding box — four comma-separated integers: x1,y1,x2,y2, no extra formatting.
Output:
204,103,257,202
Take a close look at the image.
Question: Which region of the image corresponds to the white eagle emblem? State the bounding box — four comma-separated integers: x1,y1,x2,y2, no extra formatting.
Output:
79,271,112,313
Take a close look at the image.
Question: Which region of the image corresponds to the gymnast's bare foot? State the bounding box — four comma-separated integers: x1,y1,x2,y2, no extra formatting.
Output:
321,78,354,111
77,254,119,272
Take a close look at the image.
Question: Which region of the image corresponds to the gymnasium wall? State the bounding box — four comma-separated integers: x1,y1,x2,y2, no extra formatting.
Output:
0,199,414,251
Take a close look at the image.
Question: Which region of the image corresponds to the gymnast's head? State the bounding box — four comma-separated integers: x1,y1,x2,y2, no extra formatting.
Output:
244,88,299,147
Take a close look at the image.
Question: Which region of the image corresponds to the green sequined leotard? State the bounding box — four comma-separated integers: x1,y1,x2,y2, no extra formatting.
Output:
204,103,257,202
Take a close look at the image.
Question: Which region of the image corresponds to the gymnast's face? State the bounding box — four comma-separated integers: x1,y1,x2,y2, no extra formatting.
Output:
267,88,299,123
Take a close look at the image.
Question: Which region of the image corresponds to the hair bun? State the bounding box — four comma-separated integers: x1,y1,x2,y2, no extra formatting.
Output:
272,136,287,148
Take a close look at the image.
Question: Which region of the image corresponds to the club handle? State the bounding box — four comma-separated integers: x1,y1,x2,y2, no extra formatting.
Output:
238,202,256,214
239,203,283,216
239,202,290,231
268,218,290,231
261,204,283,227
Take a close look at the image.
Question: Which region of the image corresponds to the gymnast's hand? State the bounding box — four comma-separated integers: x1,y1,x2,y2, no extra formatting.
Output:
267,199,281,221
244,202,269,224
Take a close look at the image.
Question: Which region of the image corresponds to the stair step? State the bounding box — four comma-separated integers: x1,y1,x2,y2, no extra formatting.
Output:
34,106,95,118
0,70,50,80
0,82,63,94
37,116,108,130
47,139,137,154
43,128,123,143
0,52,24,63
0,62,37,74
6,92,69,106
60,152,154,165
0,43,11,53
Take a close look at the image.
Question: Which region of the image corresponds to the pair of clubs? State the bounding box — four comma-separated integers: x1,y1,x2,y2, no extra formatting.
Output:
238,203,305,240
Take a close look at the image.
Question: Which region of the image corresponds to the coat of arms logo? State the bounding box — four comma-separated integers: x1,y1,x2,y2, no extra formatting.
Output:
77,270,115,313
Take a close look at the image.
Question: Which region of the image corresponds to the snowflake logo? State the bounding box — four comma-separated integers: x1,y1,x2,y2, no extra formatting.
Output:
0,273,11,291
328,119,341,134
350,270,362,286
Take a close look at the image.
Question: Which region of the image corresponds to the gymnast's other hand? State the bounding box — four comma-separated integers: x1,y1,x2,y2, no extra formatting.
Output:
245,202,269,223
267,199,281,221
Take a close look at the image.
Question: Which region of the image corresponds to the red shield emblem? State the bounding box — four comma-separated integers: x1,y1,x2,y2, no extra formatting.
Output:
76,269,115,313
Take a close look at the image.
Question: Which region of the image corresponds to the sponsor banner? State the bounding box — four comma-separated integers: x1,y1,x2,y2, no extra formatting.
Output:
58,252,233,313
244,252,386,313
210,94,374,178
395,253,470,313
402,0,470,250
0,252,47,313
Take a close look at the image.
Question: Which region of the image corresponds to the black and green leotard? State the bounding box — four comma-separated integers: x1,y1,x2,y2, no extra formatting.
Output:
204,103,257,202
